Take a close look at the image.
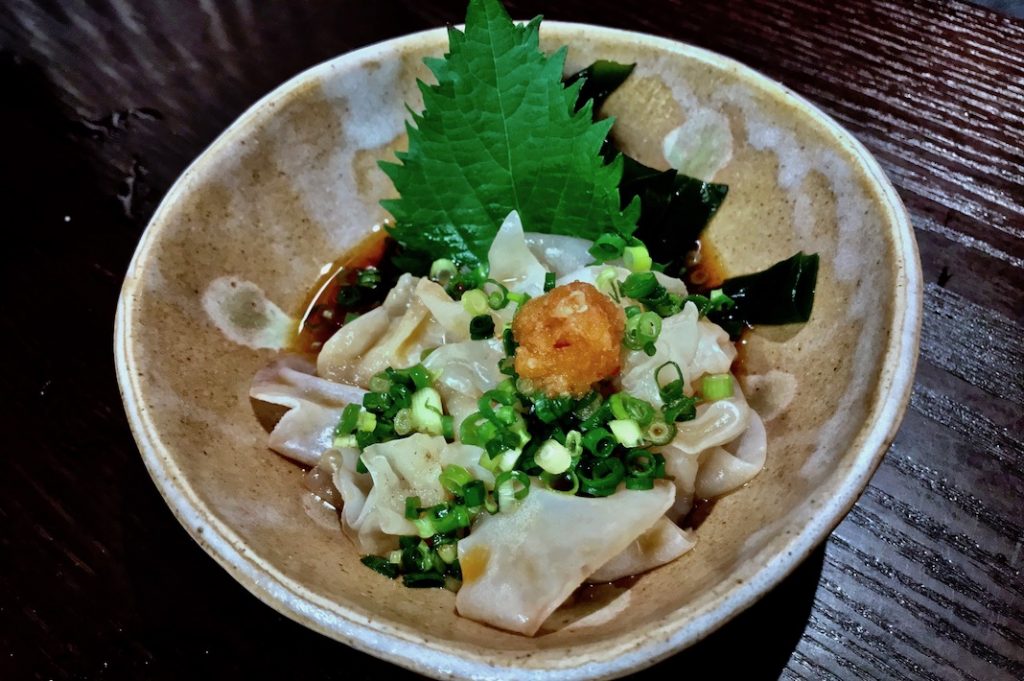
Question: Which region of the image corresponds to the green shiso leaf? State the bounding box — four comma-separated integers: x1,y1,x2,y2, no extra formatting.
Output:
380,0,639,267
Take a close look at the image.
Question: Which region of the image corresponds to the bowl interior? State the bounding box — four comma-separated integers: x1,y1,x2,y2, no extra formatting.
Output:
116,23,919,680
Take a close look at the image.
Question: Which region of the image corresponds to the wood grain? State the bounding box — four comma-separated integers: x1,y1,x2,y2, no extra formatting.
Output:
0,0,1021,679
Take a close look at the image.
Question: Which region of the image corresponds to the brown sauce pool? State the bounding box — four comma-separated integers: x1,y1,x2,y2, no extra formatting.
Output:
291,228,390,354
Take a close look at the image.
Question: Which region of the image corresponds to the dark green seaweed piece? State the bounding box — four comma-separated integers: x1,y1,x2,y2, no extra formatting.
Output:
618,156,729,276
708,252,820,339
566,61,729,276
565,59,636,112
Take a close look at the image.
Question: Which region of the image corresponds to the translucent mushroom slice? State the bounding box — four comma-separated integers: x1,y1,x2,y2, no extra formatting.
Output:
455,483,674,636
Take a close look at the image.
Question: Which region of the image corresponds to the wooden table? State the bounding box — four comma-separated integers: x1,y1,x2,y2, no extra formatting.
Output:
2,0,1021,678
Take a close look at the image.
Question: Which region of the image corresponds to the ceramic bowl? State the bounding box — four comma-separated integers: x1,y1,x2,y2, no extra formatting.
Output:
115,21,922,680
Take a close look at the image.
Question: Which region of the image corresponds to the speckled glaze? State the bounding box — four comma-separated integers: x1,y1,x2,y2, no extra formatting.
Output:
114,23,922,681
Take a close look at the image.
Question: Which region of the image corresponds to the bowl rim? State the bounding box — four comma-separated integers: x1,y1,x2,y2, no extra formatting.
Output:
114,20,922,681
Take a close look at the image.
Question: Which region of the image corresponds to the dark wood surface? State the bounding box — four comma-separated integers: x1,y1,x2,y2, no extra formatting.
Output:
2,1,1021,679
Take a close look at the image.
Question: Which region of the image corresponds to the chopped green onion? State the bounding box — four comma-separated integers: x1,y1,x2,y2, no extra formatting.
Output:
469,314,496,340
405,495,421,520
609,393,656,427
532,394,574,423
578,457,625,495
664,395,698,423
462,479,486,507
362,391,392,413
361,555,399,579
655,361,685,401
402,571,446,588
404,365,433,391
368,373,392,393
357,268,381,288
589,232,627,262
543,272,557,292
502,326,517,356
388,550,403,564
411,387,444,435
393,407,414,436
595,267,620,297
701,373,734,401
645,419,676,445
573,392,603,423
709,288,735,311
343,311,361,324
625,450,657,478
483,279,509,310
387,382,413,408
413,503,471,537
507,291,531,305
436,543,458,564
462,289,490,316
625,476,655,490
620,272,659,299
608,419,644,448
356,411,377,432
356,456,368,474
495,448,522,472
541,469,581,494
429,258,458,283
460,413,498,447
494,470,530,509
441,414,455,440
624,311,662,354
439,465,472,495
564,430,583,458
535,439,572,475
333,434,357,448
582,427,617,458
335,403,361,437
623,243,652,272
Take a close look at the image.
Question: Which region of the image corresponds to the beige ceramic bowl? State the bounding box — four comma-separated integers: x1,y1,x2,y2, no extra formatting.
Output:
115,22,922,681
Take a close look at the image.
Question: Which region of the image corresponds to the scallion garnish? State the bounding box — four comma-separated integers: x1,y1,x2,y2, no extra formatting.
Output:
439,464,472,495
582,427,617,458
644,419,676,445
541,469,581,495
701,373,734,401
623,243,652,272
411,387,444,435
623,310,662,355
535,439,572,475
361,555,399,579
588,232,627,262
469,314,496,340
543,272,556,292
577,457,625,496
608,419,644,448
357,268,381,288
483,279,509,309
463,479,486,507
462,289,490,316
405,495,421,520
429,258,458,284
494,470,530,508
608,393,656,428
335,403,361,438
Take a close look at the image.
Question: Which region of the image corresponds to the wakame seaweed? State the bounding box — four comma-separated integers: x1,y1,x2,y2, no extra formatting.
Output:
567,60,728,276
707,252,820,338
618,156,728,277
566,59,636,112
571,60,817,331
